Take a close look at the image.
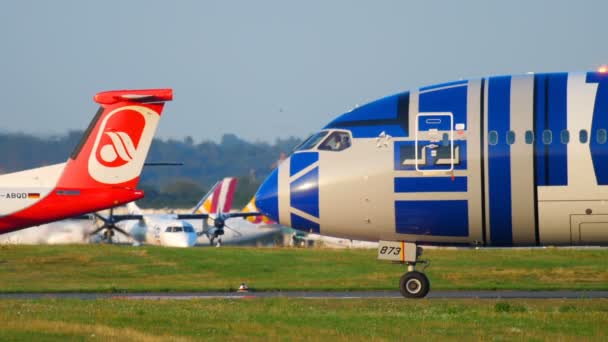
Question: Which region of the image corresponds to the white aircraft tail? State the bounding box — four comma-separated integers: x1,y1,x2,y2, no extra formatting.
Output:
242,196,275,224
192,178,238,215
126,202,143,215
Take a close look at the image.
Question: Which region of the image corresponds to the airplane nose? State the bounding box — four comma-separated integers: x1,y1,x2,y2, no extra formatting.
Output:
255,167,279,223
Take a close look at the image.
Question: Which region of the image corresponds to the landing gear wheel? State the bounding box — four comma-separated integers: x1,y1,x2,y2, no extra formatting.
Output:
399,271,430,298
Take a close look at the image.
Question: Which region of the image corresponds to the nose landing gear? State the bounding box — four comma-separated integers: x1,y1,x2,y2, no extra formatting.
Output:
378,241,430,298
400,269,430,298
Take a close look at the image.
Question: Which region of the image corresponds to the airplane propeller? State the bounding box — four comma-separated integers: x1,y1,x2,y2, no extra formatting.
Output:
88,208,134,244
196,212,254,246
211,213,243,237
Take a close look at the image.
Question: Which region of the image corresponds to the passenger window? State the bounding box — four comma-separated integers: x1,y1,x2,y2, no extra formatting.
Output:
560,130,570,144
579,130,588,143
488,131,498,145
543,130,552,145
318,131,352,152
441,133,449,147
525,130,534,144
598,129,607,144
506,131,516,145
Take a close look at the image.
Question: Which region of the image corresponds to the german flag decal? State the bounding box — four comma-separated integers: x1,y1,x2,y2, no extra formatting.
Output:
27,193,40,199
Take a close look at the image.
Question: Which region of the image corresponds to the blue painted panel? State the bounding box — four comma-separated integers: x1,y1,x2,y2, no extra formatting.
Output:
393,140,468,171
547,73,568,185
534,73,569,186
487,76,513,246
419,82,468,128
534,74,547,186
255,168,279,222
394,176,467,193
290,167,319,218
395,200,469,237
346,125,407,139
417,114,452,131
324,93,410,138
291,213,320,233
290,152,318,177
586,72,608,185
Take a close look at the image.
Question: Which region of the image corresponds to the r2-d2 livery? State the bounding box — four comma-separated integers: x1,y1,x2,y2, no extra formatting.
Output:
256,71,608,298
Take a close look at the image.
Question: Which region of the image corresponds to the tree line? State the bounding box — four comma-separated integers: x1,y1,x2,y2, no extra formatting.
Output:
0,131,302,208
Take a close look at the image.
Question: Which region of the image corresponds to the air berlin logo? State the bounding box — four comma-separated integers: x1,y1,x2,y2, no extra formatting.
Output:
94,109,145,168
88,105,160,184
99,132,138,166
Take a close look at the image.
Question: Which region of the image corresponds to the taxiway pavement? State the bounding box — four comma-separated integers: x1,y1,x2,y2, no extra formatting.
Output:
1,290,607,300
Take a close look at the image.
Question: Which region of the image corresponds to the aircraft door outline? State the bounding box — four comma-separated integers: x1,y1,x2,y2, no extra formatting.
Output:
415,113,454,173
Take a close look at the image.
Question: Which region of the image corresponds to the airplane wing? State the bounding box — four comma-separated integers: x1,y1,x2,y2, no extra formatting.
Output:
224,212,261,219
93,213,144,223
176,214,210,220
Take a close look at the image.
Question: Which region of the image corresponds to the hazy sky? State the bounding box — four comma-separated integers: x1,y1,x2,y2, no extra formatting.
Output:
0,1,606,142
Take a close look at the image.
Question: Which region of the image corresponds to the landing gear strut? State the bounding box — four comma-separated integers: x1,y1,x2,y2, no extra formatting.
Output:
209,236,223,247
378,241,430,298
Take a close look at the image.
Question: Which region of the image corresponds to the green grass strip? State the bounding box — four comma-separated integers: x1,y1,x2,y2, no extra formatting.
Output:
0,245,606,292
0,298,607,341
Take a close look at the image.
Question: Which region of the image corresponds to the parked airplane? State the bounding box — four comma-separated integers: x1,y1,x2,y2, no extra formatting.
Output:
0,89,172,235
255,70,608,298
90,178,270,247
89,203,199,247
192,182,283,246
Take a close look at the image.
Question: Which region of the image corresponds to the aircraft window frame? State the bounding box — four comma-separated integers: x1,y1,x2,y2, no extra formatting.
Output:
506,131,516,145
597,129,607,144
488,131,498,146
317,131,352,152
525,130,534,144
560,130,570,144
294,131,329,152
542,130,552,145
580,129,588,144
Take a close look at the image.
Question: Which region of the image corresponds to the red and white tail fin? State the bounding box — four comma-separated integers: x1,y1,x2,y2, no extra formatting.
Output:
192,178,238,214
57,89,172,190
243,196,276,224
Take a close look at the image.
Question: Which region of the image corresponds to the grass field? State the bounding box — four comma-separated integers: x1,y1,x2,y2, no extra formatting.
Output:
0,298,607,341
0,245,606,292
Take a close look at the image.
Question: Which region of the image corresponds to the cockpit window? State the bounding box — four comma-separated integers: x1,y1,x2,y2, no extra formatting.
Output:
318,131,351,152
183,226,194,233
165,226,183,233
294,131,329,152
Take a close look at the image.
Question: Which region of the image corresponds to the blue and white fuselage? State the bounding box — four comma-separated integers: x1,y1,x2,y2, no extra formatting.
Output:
256,72,608,247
